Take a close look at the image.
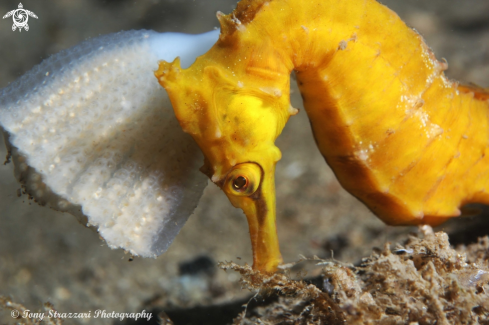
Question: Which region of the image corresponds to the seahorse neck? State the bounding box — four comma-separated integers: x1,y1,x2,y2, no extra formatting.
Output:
215,0,385,73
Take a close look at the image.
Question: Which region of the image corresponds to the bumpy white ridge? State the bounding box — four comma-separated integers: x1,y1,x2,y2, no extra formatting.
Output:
0,29,219,257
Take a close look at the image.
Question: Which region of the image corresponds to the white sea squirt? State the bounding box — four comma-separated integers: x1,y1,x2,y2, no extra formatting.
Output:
0,29,219,257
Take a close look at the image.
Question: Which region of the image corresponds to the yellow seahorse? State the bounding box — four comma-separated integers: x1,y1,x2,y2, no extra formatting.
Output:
156,0,489,273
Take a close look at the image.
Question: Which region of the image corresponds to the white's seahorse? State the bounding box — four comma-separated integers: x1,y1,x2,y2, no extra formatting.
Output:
157,0,489,272
1,1,488,274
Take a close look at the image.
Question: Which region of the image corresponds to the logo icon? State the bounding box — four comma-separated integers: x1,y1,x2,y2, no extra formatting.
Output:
3,3,38,32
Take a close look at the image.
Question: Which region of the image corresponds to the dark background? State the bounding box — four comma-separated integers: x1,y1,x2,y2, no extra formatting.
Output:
0,0,488,324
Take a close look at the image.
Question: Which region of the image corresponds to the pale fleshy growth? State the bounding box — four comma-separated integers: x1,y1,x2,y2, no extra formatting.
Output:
0,29,219,257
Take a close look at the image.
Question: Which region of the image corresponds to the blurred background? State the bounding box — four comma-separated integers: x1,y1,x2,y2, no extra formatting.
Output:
0,0,488,324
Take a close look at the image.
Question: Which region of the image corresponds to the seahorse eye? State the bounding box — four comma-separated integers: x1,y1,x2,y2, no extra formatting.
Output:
225,163,262,196
233,176,248,190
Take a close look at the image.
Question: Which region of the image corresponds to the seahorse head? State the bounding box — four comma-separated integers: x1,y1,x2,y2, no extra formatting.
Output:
156,35,292,271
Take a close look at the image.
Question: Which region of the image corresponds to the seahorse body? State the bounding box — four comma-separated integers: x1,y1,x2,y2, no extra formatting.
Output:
157,0,489,272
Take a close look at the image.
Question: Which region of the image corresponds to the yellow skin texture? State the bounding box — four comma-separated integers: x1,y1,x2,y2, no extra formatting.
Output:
156,0,489,273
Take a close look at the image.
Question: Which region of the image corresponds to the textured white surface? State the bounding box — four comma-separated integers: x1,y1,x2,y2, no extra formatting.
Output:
0,30,219,257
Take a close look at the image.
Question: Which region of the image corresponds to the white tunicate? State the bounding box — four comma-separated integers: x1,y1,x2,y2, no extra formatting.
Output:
0,29,220,257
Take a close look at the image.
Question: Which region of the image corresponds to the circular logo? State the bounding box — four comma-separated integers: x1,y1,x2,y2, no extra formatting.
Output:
11,309,20,318
13,9,28,28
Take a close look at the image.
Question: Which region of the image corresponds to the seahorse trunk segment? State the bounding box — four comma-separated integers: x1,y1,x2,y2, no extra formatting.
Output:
156,0,489,272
